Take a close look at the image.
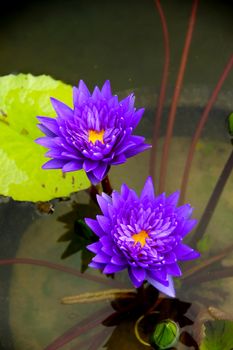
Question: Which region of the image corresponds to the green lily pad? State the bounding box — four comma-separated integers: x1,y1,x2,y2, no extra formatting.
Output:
0,74,90,202
200,320,233,350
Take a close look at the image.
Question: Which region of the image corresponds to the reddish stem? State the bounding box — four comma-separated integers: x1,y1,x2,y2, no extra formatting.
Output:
159,0,199,193
186,266,233,285
69,328,112,350
44,306,111,350
149,0,170,181
179,55,233,204
0,258,126,288
101,175,113,195
182,243,233,279
87,327,112,350
188,149,233,248
88,184,99,205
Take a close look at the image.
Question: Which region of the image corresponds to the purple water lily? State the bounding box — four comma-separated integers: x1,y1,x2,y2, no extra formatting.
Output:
86,177,200,297
35,80,150,184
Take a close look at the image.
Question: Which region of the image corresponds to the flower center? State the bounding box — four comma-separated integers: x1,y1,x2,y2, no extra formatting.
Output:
132,230,149,247
88,129,105,144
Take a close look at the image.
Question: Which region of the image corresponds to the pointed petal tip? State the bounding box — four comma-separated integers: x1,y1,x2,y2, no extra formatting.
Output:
140,176,155,200
147,275,176,298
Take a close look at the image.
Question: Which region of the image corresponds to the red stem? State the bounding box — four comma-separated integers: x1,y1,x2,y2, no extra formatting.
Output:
186,266,233,284
69,328,112,350
101,175,113,195
159,0,199,193
88,184,99,205
149,0,170,181
179,54,233,204
44,306,111,350
0,258,126,288
87,328,112,350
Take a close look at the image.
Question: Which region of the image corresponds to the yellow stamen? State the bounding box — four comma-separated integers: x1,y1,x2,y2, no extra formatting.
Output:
88,129,104,144
132,230,149,247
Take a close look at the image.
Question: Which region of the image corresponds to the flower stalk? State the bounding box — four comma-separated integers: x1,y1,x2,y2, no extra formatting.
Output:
101,175,113,195
61,288,135,304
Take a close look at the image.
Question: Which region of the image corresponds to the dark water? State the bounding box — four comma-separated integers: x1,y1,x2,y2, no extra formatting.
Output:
0,1,233,349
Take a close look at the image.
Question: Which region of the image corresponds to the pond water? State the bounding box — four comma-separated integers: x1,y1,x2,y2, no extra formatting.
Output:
0,1,233,349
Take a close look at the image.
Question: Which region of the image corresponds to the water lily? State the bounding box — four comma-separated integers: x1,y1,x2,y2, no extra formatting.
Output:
36,80,150,184
86,177,200,297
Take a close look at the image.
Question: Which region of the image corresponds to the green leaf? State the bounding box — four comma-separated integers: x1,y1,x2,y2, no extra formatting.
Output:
227,112,233,136
0,74,90,201
200,320,233,350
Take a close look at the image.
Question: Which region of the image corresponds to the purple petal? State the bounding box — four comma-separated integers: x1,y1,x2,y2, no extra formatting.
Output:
50,98,73,118
42,159,66,169
85,218,105,237
101,243,114,256
45,150,62,157
120,94,135,111
179,219,197,237
101,192,112,204
130,266,146,283
163,252,177,265
86,171,100,185
37,116,59,134
101,80,112,99
73,88,88,106
97,195,110,216
35,137,58,148
174,243,200,261
147,269,168,284
131,108,145,128
124,143,151,157
147,275,175,298
111,154,127,165
103,263,125,274
87,242,102,254
83,159,98,172
176,204,193,220
93,252,111,264
120,184,130,200
111,190,123,207
62,161,83,172
96,215,111,233
140,176,155,200
166,191,180,207
111,255,127,266
88,261,104,270
92,86,102,101
78,80,91,97
128,267,143,288
92,163,108,182
37,124,55,137
166,263,182,277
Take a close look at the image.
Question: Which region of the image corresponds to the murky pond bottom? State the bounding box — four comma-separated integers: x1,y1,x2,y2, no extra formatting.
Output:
4,118,233,349
0,84,232,349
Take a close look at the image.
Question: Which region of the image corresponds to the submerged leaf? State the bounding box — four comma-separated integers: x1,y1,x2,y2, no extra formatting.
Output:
200,320,233,350
58,203,99,271
0,74,90,201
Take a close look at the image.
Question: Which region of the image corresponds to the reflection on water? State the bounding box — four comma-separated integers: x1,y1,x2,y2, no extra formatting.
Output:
0,0,233,349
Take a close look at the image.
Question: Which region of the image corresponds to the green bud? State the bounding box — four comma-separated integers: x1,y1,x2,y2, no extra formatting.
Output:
150,319,180,349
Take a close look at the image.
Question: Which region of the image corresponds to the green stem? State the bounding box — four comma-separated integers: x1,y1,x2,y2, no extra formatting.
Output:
189,149,233,249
